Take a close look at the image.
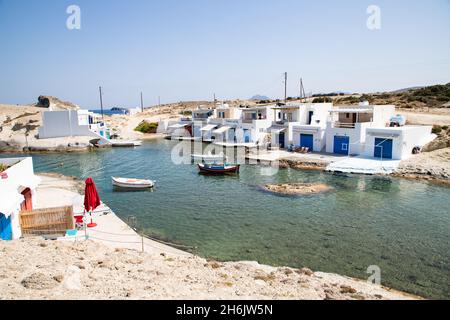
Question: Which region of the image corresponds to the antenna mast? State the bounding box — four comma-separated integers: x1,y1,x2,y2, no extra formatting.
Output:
284,72,288,103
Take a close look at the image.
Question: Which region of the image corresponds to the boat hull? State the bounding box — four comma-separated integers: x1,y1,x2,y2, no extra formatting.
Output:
197,164,240,174
111,177,154,189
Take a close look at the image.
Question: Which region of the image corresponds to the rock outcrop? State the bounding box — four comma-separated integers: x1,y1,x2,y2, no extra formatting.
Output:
263,183,334,195
36,96,79,110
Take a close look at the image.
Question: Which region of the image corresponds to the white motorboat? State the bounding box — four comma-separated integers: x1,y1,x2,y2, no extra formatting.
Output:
112,177,155,189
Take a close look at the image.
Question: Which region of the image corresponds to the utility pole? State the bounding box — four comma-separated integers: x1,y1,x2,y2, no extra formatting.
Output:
158,96,161,107
299,78,306,102
140,92,144,112
284,72,288,103
99,86,104,121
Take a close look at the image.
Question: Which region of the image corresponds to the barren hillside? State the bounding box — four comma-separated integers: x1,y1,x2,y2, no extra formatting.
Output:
332,83,450,110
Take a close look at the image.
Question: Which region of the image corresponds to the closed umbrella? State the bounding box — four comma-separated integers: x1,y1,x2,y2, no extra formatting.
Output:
84,177,101,228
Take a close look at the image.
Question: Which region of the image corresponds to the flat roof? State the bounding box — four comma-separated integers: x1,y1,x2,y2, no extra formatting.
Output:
168,123,189,129
330,108,373,113
272,105,301,110
193,109,213,114
240,106,271,112
267,126,287,133
368,125,432,131
200,124,218,131
212,126,231,134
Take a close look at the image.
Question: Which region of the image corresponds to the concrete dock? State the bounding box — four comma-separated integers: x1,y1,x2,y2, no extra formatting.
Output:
35,174,190,256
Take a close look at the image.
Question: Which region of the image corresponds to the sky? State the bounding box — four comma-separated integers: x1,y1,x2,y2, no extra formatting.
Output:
0,0,449,109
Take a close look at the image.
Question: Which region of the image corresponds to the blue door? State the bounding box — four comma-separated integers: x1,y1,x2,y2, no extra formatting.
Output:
244,130,250,143
300,134,314,151
374,138,393,159
334,136,349,155
0,213,12,240
278,132,285,148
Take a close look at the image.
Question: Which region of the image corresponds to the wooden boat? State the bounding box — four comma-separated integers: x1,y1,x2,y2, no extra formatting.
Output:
191,152,225,162
112,177,155,189
198,163,240,174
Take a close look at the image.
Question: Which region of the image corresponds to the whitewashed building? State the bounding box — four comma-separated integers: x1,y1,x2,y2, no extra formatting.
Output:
325,103,396,156
325,102,435,160
166,107,215,140
269,103,333,151
204,104,242,142
38,110,110,144
363,125,435,160
212,105,275,147
0,157,41,240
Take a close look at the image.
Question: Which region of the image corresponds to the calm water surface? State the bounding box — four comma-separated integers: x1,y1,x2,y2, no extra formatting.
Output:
4,140,449,298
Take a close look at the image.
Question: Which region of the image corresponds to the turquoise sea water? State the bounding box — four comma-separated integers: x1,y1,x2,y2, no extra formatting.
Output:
3,139,449,299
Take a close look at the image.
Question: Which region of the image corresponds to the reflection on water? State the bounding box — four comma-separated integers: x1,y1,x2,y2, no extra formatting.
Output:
3,139,449,299
112,186,155,193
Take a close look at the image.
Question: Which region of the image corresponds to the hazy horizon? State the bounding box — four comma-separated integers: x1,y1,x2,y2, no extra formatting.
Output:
1,0,449,109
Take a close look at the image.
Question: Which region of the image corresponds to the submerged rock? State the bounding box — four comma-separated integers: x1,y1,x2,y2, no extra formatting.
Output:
263,183,334,195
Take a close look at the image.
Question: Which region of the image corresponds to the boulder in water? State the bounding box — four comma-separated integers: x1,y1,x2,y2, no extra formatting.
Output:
263,183,333,195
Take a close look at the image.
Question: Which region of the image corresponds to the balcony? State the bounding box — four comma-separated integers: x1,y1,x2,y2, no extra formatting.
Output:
274,120,291,126
193,116,211,121
333,122,356,129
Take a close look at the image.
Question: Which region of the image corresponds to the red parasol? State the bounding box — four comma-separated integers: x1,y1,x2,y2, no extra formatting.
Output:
84,177,101,228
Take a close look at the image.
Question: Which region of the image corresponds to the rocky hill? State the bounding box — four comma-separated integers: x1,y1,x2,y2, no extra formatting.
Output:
333,83,450,109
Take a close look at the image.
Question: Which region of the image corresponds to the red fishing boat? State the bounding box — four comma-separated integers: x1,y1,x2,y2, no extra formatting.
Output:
198,163,240,174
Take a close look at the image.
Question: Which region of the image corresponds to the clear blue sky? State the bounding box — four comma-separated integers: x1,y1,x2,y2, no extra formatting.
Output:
0,0,449,108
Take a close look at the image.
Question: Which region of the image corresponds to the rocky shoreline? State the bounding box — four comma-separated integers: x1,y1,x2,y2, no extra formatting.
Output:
277,149,450,188
392,148,450,187
278,158,329,171
0,237,418,300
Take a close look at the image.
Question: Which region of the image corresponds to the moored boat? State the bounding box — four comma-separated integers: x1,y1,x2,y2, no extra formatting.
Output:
198,163,240,174
112,176,155,189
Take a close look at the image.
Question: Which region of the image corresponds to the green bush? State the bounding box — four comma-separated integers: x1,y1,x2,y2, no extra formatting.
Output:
441,125,449,131
335,96,360,104
359,94,373,103
432,125,442,134
0,163,8,172
312,97,332,103
135,121,158,134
